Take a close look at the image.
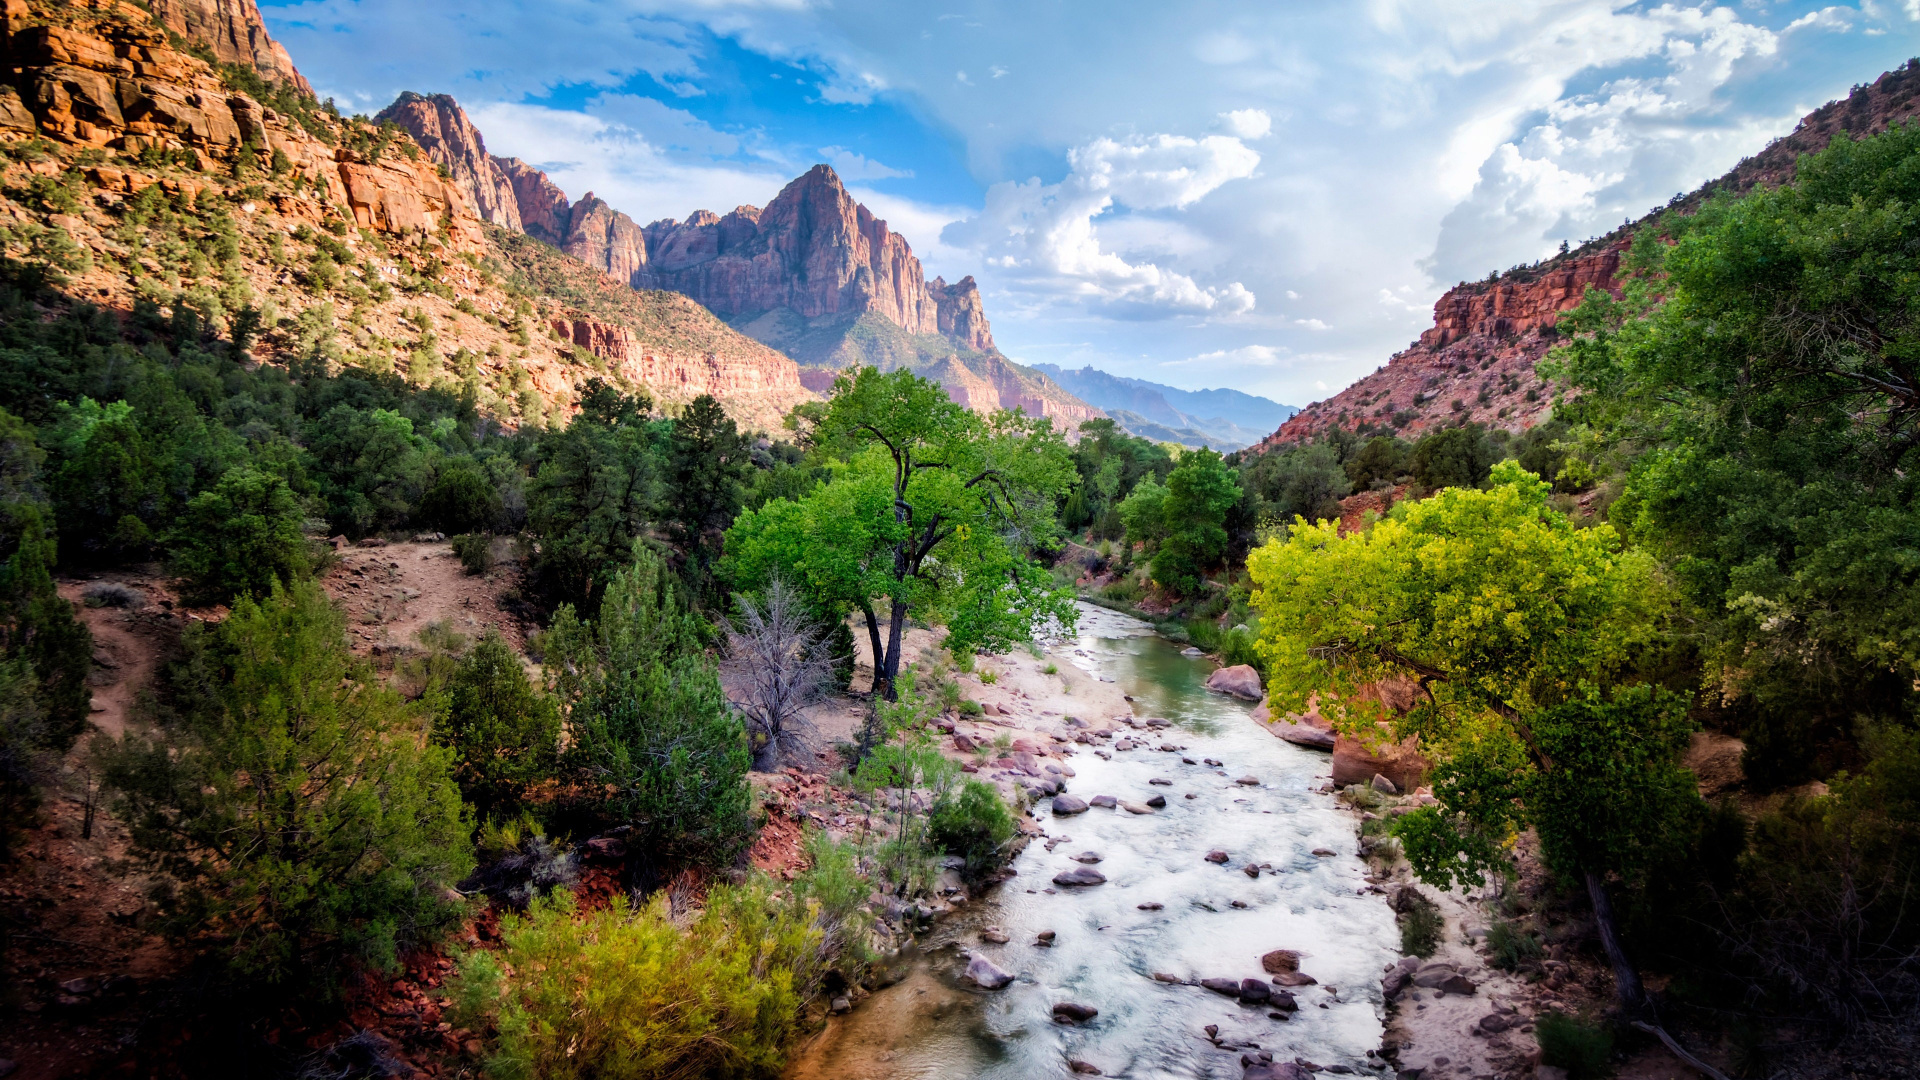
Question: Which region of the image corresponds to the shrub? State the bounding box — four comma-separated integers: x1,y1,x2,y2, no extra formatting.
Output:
422,457,502,535
979,670,998,686
98,581,472,991
1536,1012,1614,1079
448,883,821,1080
436,631,560,821
928,779,1016,884
82,581,145,609
1395,888,1443,957
170,465,311,605
958,699,983,717
450,532,492,575
1487,918,1543,971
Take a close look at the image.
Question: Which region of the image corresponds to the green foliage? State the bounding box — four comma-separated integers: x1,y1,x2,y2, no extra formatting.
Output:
0,407,92,755
1398,890,1443,957
548,544,753,866
1344,435,1408,491
1252,463,1688,895
665,394,750,589
526,380,661,612
422,456,504,535
451,531,493,575
928,778,1015,885
1535,1012,1614,1079
1063,417,1174,537
1150,448,1244,595
170,465,311,606
1242,439,1348,531
1407,423,1497,492
1487,918,1544,971
436,631,560,822
1548,121,1920,786
723,368,1075,700
852,730,960,896
98,581,472,991
448,883,821,1080
790,830,874,977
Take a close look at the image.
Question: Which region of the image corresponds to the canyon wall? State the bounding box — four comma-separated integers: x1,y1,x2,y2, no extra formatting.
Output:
148,0,310,94
1259,59,1920,451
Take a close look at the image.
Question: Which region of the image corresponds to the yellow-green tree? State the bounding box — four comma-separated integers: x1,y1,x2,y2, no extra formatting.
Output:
1249,462,1695,1011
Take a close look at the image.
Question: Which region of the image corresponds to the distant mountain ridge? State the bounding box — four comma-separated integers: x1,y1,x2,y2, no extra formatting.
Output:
378,95,1101,429
1030,364,1295,450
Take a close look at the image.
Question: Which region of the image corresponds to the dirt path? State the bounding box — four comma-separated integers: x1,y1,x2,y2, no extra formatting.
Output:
321,539,530,655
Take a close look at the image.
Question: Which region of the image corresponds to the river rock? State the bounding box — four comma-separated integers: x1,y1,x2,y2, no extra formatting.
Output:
1239,979,1272,1003
1052,794,1089,815
1273,720,1337,750
1200,977,1243,997
1244,1065,1312,1080
1069,1061,1103,1075
1071,851,1103,863
1204,758,1223,767
1090,794,1117,808
1235,775,1260,786
1149,777,1172,786
1145,794,1167,808
1137,902,1164,911
1311,848,1336,857
953,733,978,752
966,956,1014,989
1152,971,1182,982
1120,800,1154,814
1438,973,1478,995
981,927,1010,944
1261,949,1302,974
1273,972,1317,986
1269,989,1299,1011
1477,1012,1515,1034
1205,850,1229,864
1243,865,1260,878
1037,930,1057,944
1053,866,1107,887
1370,772,1399,795
1052,1001,1098,1023
1205,664,1264,700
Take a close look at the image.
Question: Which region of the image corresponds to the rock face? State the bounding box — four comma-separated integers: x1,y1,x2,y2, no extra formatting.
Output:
375,93,521,229
639,165,983,344
1255,60,1920,453
545,314,812,430
495,156,572,245
148,0,310,94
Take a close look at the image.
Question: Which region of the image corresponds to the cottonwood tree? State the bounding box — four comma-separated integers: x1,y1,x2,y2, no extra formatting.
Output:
722,575,836,770
722,368,1075,701
1250,463,1696,1015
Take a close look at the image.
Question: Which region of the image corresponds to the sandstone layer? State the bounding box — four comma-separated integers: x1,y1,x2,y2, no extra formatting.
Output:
374,92,521,230
148,0,309,94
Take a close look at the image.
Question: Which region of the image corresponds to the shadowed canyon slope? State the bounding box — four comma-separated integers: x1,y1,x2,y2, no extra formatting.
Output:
1259,59,1920,453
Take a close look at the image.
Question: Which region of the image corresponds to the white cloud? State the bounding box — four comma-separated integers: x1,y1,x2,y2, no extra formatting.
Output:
819,146,913,180
1293,317,1330,330
1220,108,1273,139
944,131,1260,316
1167,344,1289,367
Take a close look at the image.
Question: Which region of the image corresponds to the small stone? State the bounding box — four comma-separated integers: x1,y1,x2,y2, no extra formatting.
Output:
1137,902,1164,911
1311,848,1336,857
1203,1024,1219,1039
981,927,1010,944
1052,1001,1099,1023
1239,978,1272,1003
1145,794,1167,808
830,995,852,1014
1052,866,1106,887
1273,972,1317,986
1370,772,1399,795
1269,990,1299,1011
1071,851,1103,863
1037,930,1057,943
1185,793,1197,799
1243,864,1260,878
1478,1012,1513,1034
1438,973,1478,995
1200,977,1242,997
966,956,1015,989
1068,1061,1103,1075
1236,775,1260,786
1052,794,1089,815
1120,800,1154,814
1230,899,1249,908
1090,794,1118,808
1205,849,1230,863
1149,777,1172,786
1260,950,1301,974
1204,758,1223,767
1182,756,1197,764
1151,971,1182,982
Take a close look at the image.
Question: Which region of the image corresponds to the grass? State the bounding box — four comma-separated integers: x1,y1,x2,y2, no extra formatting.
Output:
1487,918,1544,971
1536,1012,1614,1079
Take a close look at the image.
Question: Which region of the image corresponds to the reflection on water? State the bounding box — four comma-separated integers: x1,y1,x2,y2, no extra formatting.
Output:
785,604,1399,1080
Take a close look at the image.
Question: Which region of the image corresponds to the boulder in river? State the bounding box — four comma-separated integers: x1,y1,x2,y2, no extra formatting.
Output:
1052,866,1107,887
1235,775,1261,786
1071,851,1103,863
1120,800,1154,815
1089,795,1118,808
1244,1063,1312,1080
1149,777,1172,786
966,956,1014,989
1273,972,1317,986
1269,989,1299,1011
1261,949,1302,974
1200,977,1242,997
1052,1001,1098,1023
1205,849,1229,863
1239,978,1272,1003
1052,794,1089,815
981,927,1010,944
1273,720,1337,750
1205,664,1264,700
1137,902,1164,911
1145,794,1167,808
1069,1060,1103,1075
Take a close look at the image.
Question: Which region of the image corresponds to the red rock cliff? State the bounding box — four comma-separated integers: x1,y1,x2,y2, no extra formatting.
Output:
562,194,648,286
1259,60,1920,452
494,155,571,246
148,0,309,94
376,92,521,230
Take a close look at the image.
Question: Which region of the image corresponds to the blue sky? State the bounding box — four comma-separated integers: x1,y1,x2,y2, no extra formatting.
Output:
261,0,1920,408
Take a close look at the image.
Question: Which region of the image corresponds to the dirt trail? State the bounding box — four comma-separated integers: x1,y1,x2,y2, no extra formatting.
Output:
321,539,529,654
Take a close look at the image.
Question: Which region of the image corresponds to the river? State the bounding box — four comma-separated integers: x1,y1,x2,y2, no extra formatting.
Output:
787,602,1401,1080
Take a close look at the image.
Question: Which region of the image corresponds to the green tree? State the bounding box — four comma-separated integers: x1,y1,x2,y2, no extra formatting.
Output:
170,464,311,605
547,543,753,867
1547,122,1920,785
1116,474,1168,549
47,397,161,561
1151,447,1243,595
665,393,750,584
422,455,503,535
721,368,1075,700
525,380,661,612
437,631,560,822
98,581,472,990
1249,462,1686,1010
1407,424,1496,492
1344,435,1408,492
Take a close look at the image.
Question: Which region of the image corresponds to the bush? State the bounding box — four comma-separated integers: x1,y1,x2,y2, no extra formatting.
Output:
422,457,502,535
436,631,560,821
170,465,312,605
1536,1011,1614,1079
928,778,1016,884
99,581,472,991
1487,918,1543,971
1395,887,1443,957
450,532,493,575
448,883,821,1080
82,581,145,609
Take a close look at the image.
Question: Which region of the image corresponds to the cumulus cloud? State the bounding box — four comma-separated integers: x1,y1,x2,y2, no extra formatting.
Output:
1220,108,1272,139
944,132,1260,316
819,147,913,180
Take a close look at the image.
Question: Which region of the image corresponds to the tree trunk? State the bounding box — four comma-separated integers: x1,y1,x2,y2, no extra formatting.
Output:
1585,870,1647,1012
881,599,908,702
860,603,887,699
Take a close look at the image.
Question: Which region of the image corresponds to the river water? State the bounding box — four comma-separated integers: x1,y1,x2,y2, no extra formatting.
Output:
788,603,1401,1080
